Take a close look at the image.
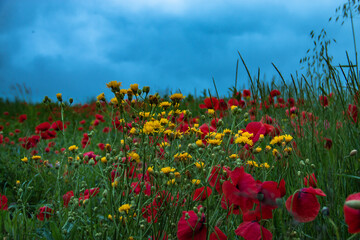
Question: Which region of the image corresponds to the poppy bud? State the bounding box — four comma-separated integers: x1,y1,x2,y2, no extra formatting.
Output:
345,200,360,209
321,206,329,216
69,98,73,104
142,86,150,94
350,149,358,156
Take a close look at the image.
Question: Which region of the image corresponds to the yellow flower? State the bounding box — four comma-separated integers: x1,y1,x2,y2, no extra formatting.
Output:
161,167,176,174
97,93,105,101
259,134,264,140
101,157,107,163
68,145,78,151
207,109,215,115
130,83,139,93
159,142,169,148
160,118,168,125
231,105,238,112
21,157,28,163
130,127,136,135
112,180,119,188
128,152,140,163
174,172,181,178
247,160,259,167
194,161,205,169
110,97,118,105
207,138,222,146
170,93,185,103
143,122,154,134
284,147,292,153
167,179,176,185
272,149,279,156
255,147,262,153
32,155,41,161
174,152,192,161
56,93,62,102
108,214,113,220
229,154,238,159
223,129,232,135
260,163,270,168
284,134,293,143
106,81,121,91
159,101,172,109
195,139,203,147
16,180,20,185
265,145,272,151
191,179,201,185
147,166,154,173
119,204,131,214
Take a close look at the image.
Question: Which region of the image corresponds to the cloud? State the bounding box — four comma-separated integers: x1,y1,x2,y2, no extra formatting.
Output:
0,0,354,102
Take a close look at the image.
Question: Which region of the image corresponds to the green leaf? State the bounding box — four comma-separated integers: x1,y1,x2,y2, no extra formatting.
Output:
50,222,63,240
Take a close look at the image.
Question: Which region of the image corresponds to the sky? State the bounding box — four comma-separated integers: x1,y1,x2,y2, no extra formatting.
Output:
0,0,357,103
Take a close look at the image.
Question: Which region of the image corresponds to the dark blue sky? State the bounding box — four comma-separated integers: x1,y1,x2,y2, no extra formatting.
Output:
0,0,357,103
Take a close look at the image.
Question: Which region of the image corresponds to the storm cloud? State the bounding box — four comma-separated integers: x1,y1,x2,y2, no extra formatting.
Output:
0,0,355,102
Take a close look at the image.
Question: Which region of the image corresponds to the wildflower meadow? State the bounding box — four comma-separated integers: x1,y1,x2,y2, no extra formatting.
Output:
1,2,360,240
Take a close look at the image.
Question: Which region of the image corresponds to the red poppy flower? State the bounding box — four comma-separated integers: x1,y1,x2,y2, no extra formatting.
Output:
324,138,333,150
210,227,227,240
193,186,212,201
222,167,257,212
221,195,241,216
95,114,105,122
35,122,51,133
0,194,8,210
243,89,251,99
287,98,295,107
344,192,360,233
18,114,27,123
235,221,272,240
270,89,281,97
199,97,219,110
208,165,229,194
304,173,317,188
50,120,67,131
79,188,100,204
348,104,358,123
228,98,239,107
244,122,267,144
37,206,53,221
256,181,282,209
285,187,326,222
319,96,329,107
177,205,207,240
63,191,74,207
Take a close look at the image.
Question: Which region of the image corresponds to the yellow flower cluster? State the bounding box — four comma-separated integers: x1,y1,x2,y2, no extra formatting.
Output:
106,81,122,92
170,93,185,102
161,167,176,174
270,134,293,145
206,138,222,146
174,152,192,161
142,120,164,134
234,135,253,146
246,161,270,168
68,145,78,151
159,101,172,109
118,204,131,214
128,152,140,163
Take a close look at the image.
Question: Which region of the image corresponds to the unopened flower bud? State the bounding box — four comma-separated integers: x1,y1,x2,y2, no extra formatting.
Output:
345,200,360,209
321,206,329,216
350,149,357,156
